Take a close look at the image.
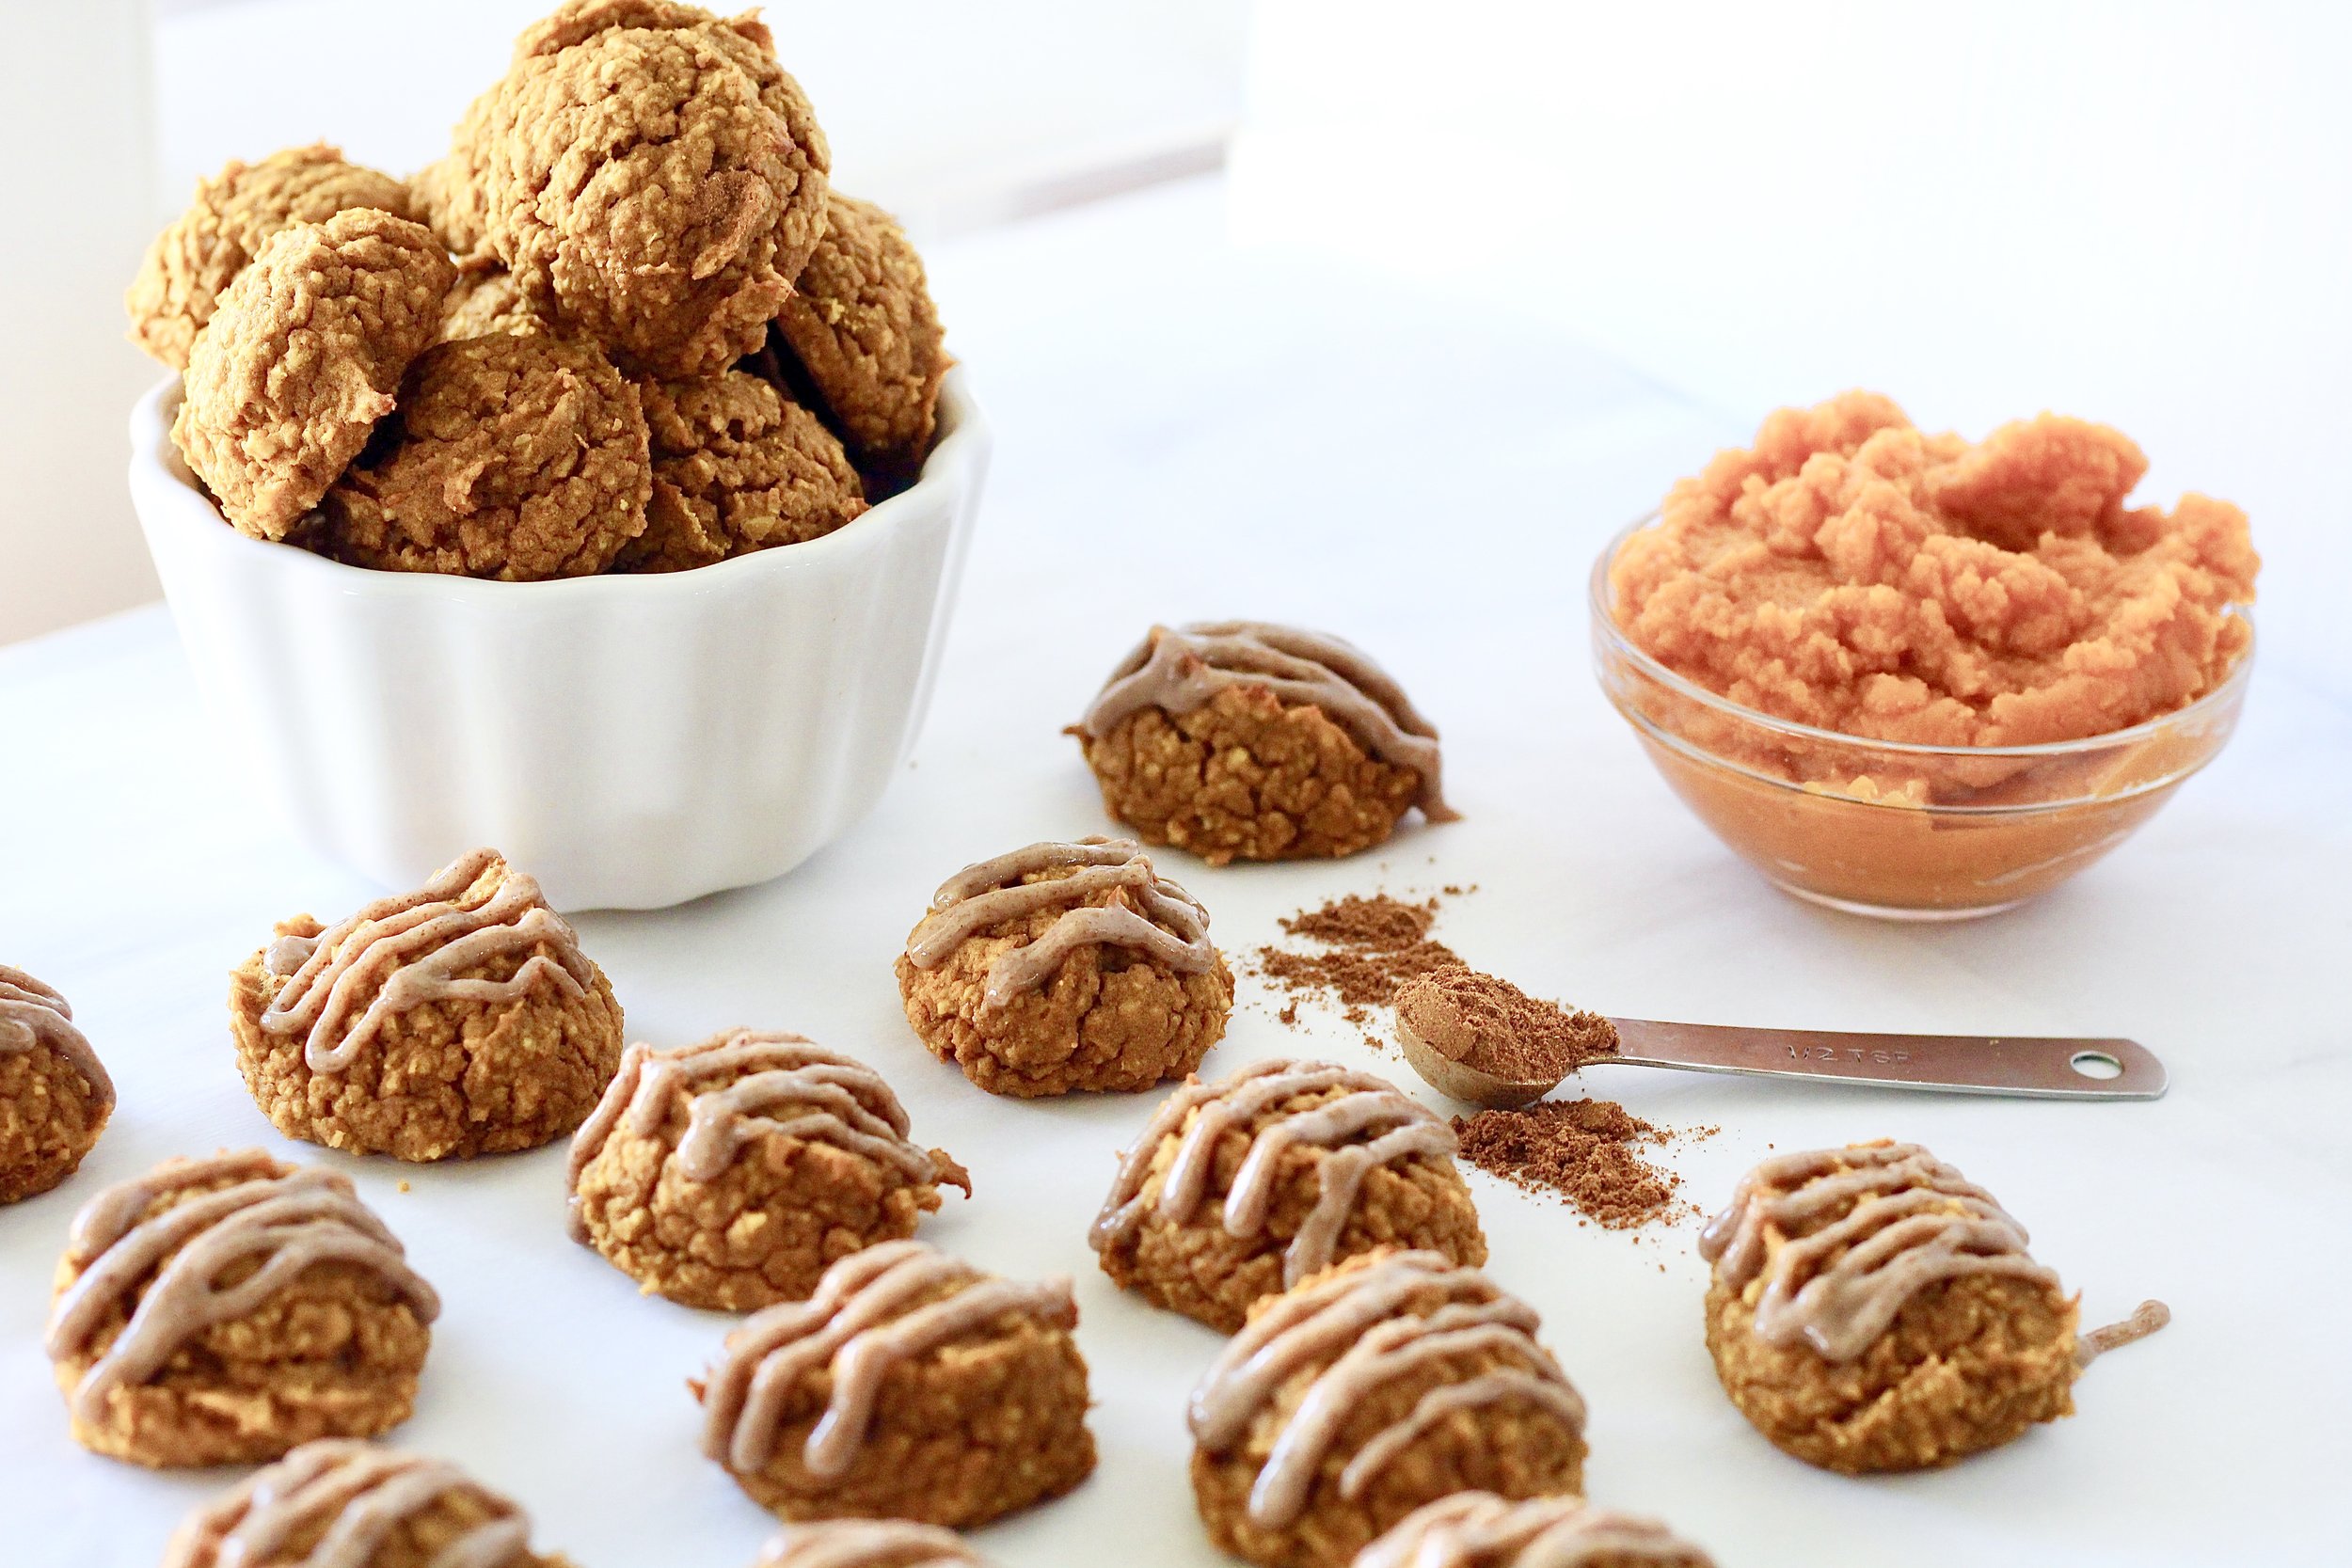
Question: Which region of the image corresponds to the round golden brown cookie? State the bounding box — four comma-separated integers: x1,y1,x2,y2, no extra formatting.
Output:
617,371,866,572
437,266,544,342
467,0,831,378
697,1242,1096,1528
1188,1249,1586,1568
1073,623,1457,865
162,1438,577,1568
772,192,947,475
0,966,114,1204
1091,1058,1485,1333
127,143,419,371
315,332,651,579
412,128,495,268
894,839,1232,1098
1698,1141,2083,1473
754,1520,987,1567
47,1151,438,1468
171,209,454,543
1356,1493,1717,1568
228,849,625,1162
566,1030,970,1311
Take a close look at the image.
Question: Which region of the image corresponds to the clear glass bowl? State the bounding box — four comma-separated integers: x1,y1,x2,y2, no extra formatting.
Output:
1589,517,2254,920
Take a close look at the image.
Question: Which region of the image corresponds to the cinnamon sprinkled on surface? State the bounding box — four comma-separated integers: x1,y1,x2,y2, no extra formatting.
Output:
1396,964,1617,1083
1453,1099,1711,1230
1254,893,1463,1027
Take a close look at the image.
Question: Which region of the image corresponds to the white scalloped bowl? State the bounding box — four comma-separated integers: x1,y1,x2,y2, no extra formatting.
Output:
129,370,988,911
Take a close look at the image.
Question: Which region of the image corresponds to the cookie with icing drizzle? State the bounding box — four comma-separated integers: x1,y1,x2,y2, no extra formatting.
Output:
228,848,625,1161
1699,1139,2162,1473
1188,1248,1586,1568
754,1519,987,1568
695,1240,1096,1528
895,838,1232,1097
46,1150,438,1468
1356,1492,1716,1568
162,1438,575,1568
1073,622,1459,865
1091,1057,1486,1331
567,1029,971,1311
0,964,114,1203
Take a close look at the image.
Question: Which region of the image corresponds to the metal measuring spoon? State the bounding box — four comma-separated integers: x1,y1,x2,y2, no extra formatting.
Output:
1394,1010,2167,1108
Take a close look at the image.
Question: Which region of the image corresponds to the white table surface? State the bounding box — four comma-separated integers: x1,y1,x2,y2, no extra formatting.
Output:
2,177,2344,1567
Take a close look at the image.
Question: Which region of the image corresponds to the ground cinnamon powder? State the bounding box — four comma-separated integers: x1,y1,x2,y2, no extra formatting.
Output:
1453,1099,1707,1230
1396,964,1617,1082
1255,894,1463,1025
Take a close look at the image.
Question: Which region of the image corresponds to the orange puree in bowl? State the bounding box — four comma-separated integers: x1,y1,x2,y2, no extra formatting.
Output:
1610,391,2258,751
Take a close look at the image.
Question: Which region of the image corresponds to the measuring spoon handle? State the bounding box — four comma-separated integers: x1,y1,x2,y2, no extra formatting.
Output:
1605,1018,2166,1101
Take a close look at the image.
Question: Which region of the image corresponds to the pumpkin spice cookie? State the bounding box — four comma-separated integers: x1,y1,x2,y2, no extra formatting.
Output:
1189,1249,1586,1568
696,1241,1096,1528
0,965,114,1203
127,142,420,372
1073,623,1459,865
437,266,544,342
229,848,625,1162
567,1029,970,1311
316,331,653,579
771,191,948,477
162,1438,576,1568
895,838,1232,1097
1092,1057,1485,1333
171,208,454,543
755,1520,987,1568
616,370,867,573
46,1150,438,1468
1357,1493,1716,1568
1700,1140,2167,1473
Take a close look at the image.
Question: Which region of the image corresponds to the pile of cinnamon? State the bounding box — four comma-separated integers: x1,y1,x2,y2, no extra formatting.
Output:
1453,1099,1707,1230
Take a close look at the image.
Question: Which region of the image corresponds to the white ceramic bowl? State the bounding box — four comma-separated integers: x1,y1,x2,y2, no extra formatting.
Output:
129,370,988,911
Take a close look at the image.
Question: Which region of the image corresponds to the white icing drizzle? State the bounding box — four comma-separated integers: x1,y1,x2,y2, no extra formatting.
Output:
46,1151,440,1421
756,1520,985,1568
2077,1299,2170,1368
1091,1058,1458,1289
1080,622,1458,820
1357,1493,1716,1568
903,838,1217,1008
161,1440,534,1568
0,963,115,1107
701,1242,1077,1478
260,849,596,1073
1187,1250,1584,1528
565,1029,964,1242
1698,1141,2061,1362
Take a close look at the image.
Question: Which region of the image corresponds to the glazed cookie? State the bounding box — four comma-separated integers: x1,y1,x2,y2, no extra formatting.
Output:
172,209,454,543
1188,1249,1586,1568
163,1439,574,1567
567,1029,970,1311
697,1241,1096,1527
1357,1494,1716,1568
771,192,948,476
1092,1058,1486,1333
755,1520,986,1568
0,965,114,1203
229,848,625,1162
1073,623,1459,865
46,1150,438,1468
1699,1140,2165,1473
895,839,1232,1098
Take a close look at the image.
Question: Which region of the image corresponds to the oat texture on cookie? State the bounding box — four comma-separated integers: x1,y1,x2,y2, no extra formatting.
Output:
0,965,114,1204
161,1438,575,1568
1698,1140,2115,1473
228,848,624,1162
696,1241,1096,1528
895,838,1232,1097
1092,1058,1486,1332
771,191,949,477
1188,1248,1587,1568
567,1029,970,1311
47,1150,438,1468
618,370,866,572
1074,623,1458,864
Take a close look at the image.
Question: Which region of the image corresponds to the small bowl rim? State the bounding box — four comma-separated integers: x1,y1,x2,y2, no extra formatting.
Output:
133,365,986,599
1588,511,2256,767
